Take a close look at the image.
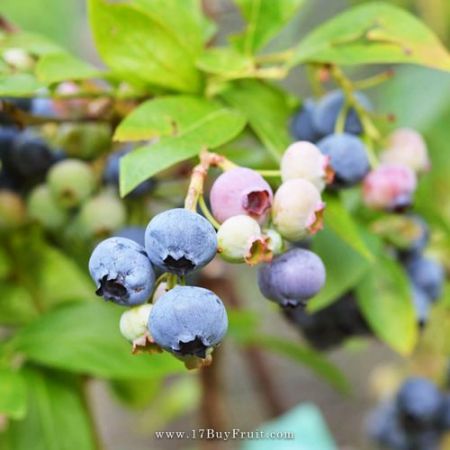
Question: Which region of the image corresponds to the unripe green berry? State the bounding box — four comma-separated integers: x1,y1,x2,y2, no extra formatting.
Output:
47,159,96,208
27,184,68,230
119,304,153,345
272,179,325,241
264,229,284,255
78,192,126,238
0,190,26,229
217,215,271,265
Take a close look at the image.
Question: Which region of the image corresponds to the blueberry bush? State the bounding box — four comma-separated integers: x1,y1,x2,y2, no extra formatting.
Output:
0,1,450,449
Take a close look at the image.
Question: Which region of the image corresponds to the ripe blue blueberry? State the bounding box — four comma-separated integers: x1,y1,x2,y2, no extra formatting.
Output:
257,248,326,307
405,254,444,301
290,99,321,142
7,132,55,181
317,133,369,187
89,237,155,306
104,147,156,197
367,401,408,450
115,226,146,248
313,90,371,136
396,377,443,429
145,208,217,275
148,286,228,358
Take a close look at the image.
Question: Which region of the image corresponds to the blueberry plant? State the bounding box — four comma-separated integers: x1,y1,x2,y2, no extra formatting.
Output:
0,1,450,449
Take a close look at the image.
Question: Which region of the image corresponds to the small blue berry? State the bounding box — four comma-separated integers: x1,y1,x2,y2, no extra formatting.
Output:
313,90,371,136
396,377,443,429
148,286,228,358
257,248,326,307
89,237,155,306
145,208,217,275
412,285,431,328
290,99,321,142
406,254,444,301
317,133,369,187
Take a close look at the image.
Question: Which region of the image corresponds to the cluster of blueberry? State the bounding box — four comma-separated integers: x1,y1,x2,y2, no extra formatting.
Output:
0,94,155,238
368,377,450,450
283,89,445,348
89,135,339,366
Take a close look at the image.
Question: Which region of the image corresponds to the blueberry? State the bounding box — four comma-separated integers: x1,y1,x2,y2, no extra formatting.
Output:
437,394,450,430
0,127,19,163
396,377,443,429
280,141,333,191
209,167,273,224
397,215,429,258
317,133,369,187
217,215,271,264
363,164,417,211
367,401,409,450
47,159,96,208
31,98,57,117
283,292,370,349
103,147,156,197
115,226,146,247
27,184,68,230
313,90,371,136
290,99,321,142
272,179,325,241
119,304,153,345
4,132,55,182
381,128,430,174
78,193,127,238
148,286,228,358
145,208,217,275
258,248,326,307
89,237,155,306
405,254,444,301
0,189,26,229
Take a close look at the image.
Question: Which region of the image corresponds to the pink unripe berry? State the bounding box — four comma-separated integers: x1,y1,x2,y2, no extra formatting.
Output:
272,179,325,241
363,164,417,211
210,167,273,224
381,128,430,174
281,141,334,191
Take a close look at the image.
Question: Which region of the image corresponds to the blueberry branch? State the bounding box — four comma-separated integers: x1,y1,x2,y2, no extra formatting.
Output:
199,195,220,230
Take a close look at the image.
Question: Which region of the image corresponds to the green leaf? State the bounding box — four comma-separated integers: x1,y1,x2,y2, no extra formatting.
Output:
4,367,95,450
109,377,161,409
324,194,373,261
118,97,246,195
308,228,372,312
0,32,62,56
247,334,349,394
196,47,255,77
290,2,450,72
13,301,184,379
37,245,93,308
0,283,38,326
356,255,418,355
133,0,212,58
0,368,26,419
220,80,293,162
232,0,305,53
88,0,201,93
0,247,11,280
35,52,102,84
0,74,44,97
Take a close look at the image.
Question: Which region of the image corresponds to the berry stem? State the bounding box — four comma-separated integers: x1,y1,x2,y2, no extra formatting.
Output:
329,65,381,142
256,169,282,178
199,195,220,230
184,150,237,211
353,69,395,90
